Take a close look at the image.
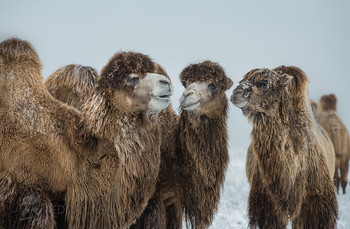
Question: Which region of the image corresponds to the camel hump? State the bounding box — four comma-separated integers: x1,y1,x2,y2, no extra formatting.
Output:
0,38,42,69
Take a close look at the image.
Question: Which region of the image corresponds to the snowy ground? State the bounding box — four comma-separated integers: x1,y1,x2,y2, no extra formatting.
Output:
210,147,350,229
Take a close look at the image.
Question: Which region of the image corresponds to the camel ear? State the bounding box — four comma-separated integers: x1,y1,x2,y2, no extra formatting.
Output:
280,74,293,87
224,78,234,90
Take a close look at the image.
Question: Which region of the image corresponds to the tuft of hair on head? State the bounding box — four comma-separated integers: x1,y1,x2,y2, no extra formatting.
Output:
0,38,42,69
273,65,309,96
179,60,233,90
98,51,157,90
319,93,337,112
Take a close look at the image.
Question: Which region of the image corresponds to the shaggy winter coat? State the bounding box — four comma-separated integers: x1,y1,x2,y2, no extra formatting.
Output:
232,66,337,228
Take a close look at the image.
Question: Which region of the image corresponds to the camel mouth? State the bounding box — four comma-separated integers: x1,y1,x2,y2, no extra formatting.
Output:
155,94,172,99
181,100,200,110
233,100,248,109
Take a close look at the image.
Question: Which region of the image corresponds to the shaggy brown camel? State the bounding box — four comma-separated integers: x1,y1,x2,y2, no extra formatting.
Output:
45,62,181,229
45,64,99,110
231,66,337,228
177,60,233,228
0,38,173,228
318,93,350,194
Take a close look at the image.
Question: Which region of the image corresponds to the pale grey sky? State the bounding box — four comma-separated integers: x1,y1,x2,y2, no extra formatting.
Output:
1,0,349,148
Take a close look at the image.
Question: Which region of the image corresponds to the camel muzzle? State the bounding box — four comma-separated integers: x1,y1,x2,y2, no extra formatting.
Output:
231,82,251,108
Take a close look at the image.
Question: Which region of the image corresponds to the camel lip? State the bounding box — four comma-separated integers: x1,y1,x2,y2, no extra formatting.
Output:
232,100,248,109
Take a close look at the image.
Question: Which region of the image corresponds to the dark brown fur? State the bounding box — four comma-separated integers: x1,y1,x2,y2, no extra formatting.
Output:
0,38,163,228
231,66,337,228
318,94,350,194
178,61,232,228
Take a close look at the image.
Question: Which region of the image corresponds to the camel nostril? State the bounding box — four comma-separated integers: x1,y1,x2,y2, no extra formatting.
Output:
184,91,194,98
159,80,170,86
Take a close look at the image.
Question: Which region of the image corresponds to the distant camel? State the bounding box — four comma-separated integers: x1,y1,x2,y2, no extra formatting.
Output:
318,94,350,194
231,66,337,228
0,38,173,228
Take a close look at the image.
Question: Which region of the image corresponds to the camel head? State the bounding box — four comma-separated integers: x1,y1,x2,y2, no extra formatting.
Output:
179,60,233,116
98,52,173,120
231,68,293,118
319,94,337,112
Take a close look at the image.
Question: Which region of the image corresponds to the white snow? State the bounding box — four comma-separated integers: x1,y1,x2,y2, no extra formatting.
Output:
209,146,350,229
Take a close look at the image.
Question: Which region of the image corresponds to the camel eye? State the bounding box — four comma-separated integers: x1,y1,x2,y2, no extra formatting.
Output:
127,76,140,87
257,82,269,91
209,84,217,91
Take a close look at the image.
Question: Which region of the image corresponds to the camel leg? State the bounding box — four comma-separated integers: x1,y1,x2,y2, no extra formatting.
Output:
334,156,341,193
293,187,337,229
52,197,68,229
334,168,340,194
0,173,55,229
129,197,166,229
340,156,349,194
248,172,288,229
165,198,183,229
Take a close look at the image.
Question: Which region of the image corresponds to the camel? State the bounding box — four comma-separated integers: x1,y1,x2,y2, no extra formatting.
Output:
317,93,350,194
175,60,233,228
45,62,181,229
0,38,173,228
45,64,99,110
231,66,338,228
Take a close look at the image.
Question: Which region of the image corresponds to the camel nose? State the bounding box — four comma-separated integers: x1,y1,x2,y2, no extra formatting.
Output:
159,79,170,86
238,82,252,98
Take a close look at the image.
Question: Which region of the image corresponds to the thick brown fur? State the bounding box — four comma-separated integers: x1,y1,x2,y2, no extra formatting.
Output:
232,66,337,228
44,64,99,111
317,94,350,194
44,64,100,228
177,61,232,228
0,38,165,228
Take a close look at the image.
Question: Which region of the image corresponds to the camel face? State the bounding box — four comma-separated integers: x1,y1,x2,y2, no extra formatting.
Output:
180,81,223,113
231,68,292,117
133,73,173,116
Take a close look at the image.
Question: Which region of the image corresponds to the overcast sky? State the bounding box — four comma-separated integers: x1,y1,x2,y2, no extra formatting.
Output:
1,0,349,149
